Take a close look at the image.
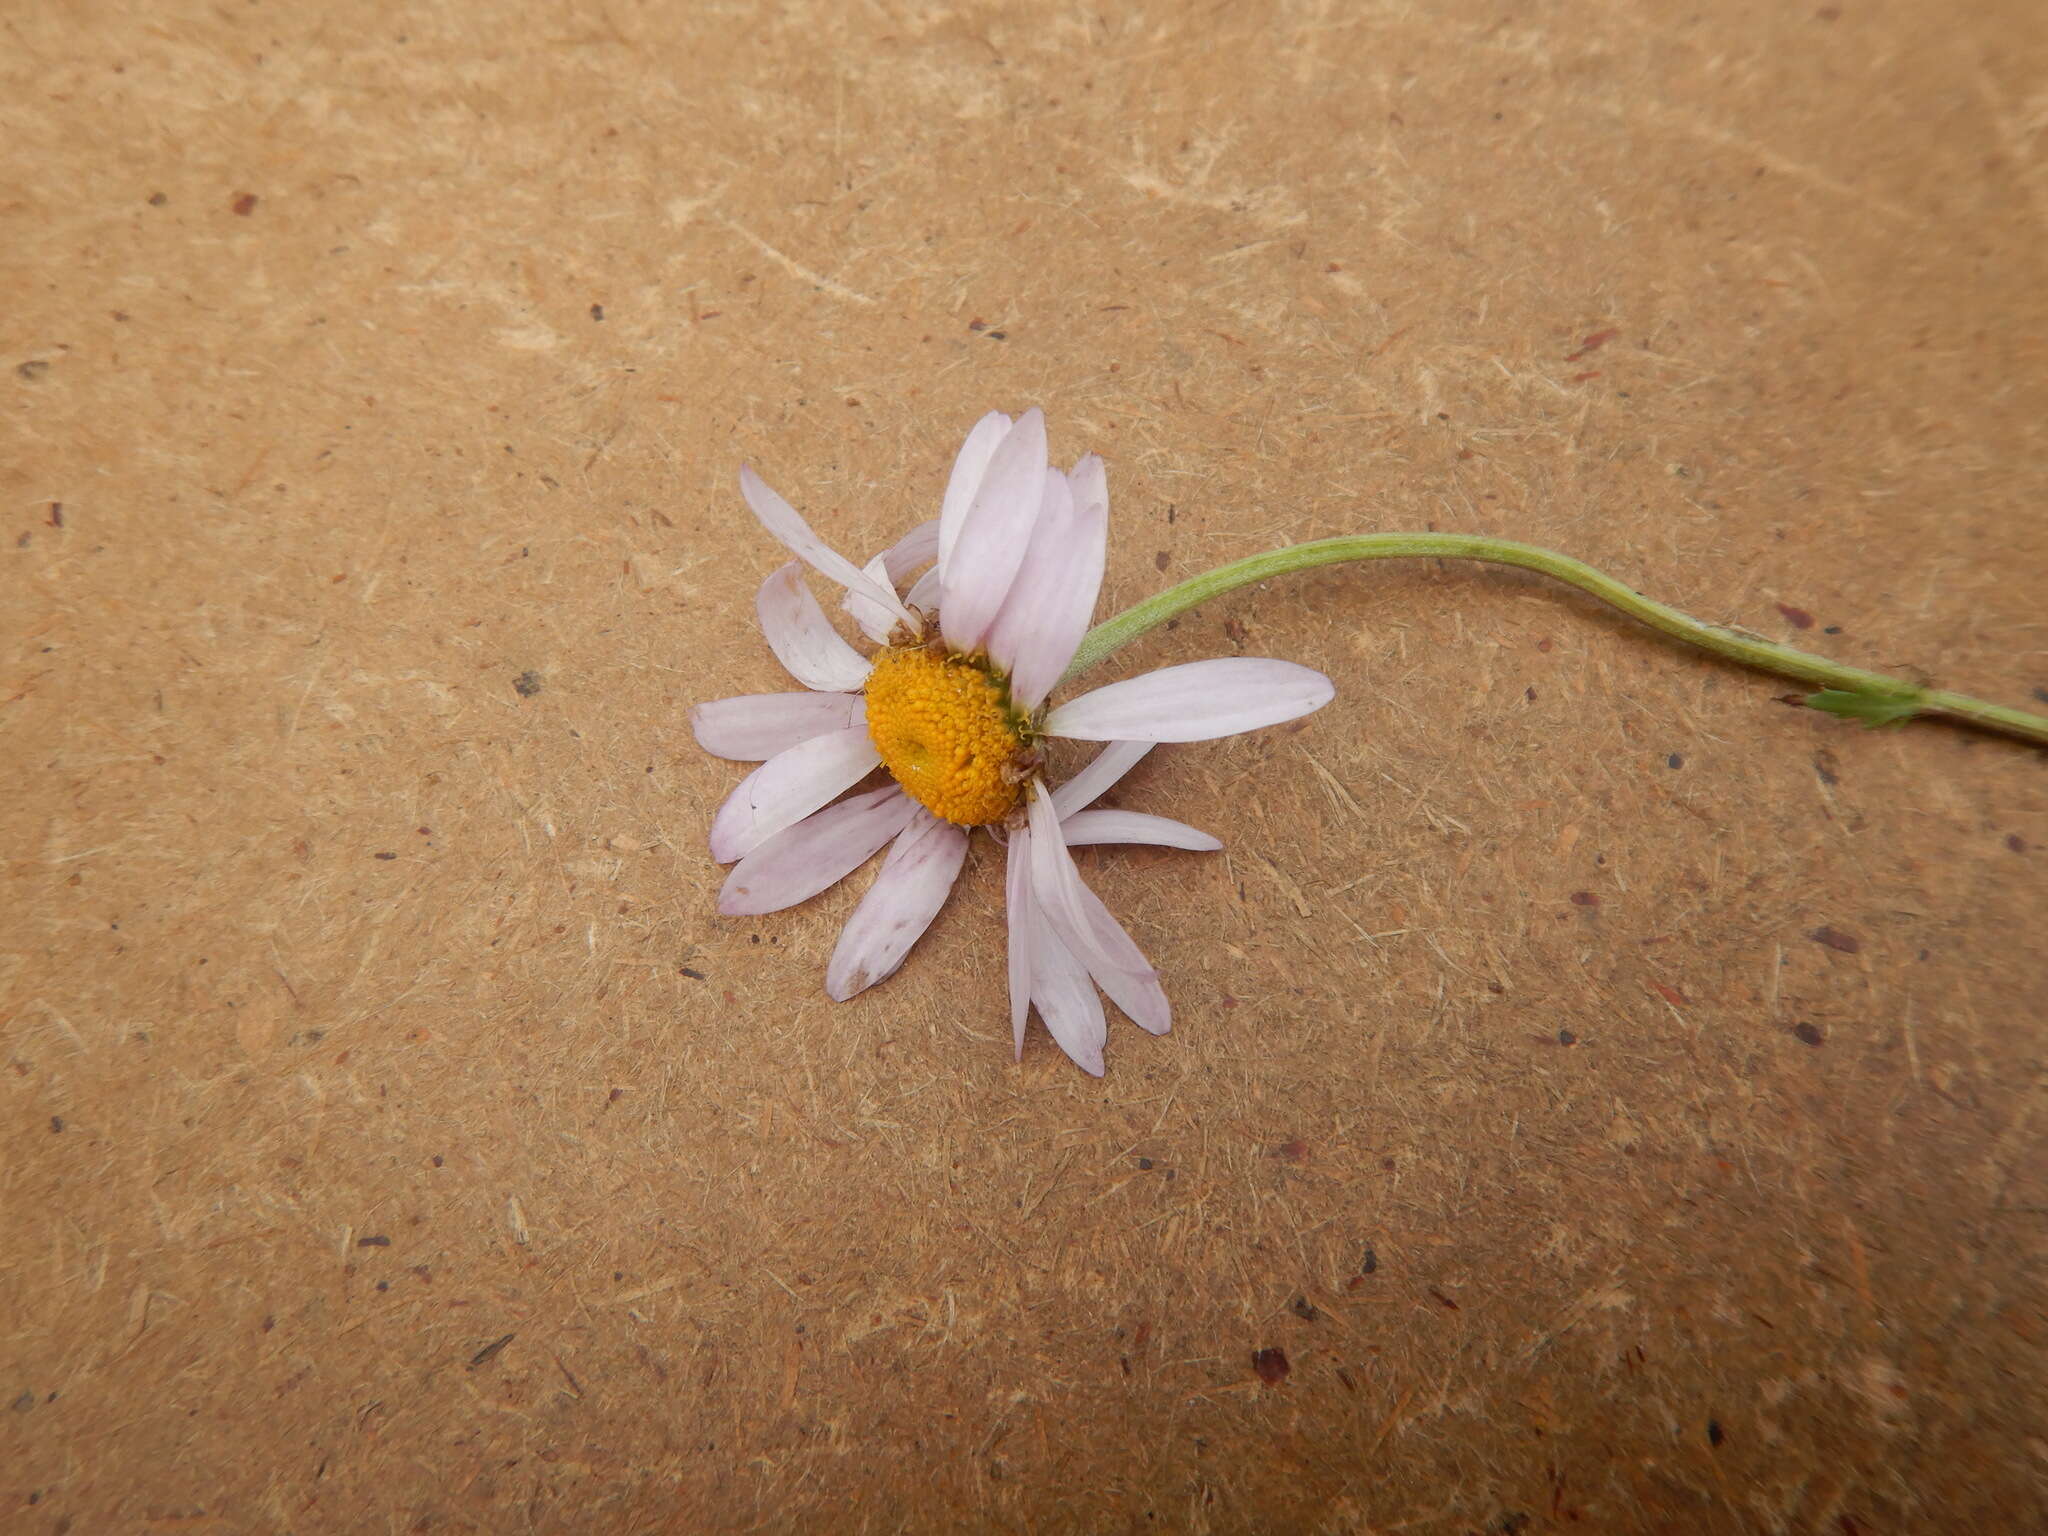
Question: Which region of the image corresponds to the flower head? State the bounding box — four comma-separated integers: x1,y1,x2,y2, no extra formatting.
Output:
693,409,1333,1070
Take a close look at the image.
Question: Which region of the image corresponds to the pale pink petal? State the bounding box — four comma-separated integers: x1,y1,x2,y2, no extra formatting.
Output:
842,552,905,645
1005,825,1035,1057
1043,658,1335,742
984,460,1106,709
1070,883,1172,1035
708,728,881,863
981,468,1072,678
878,519,940,585
937,412,1013,583
1026,909,1107,1076
825,809,969,1000
940,408,1049,655
1024,781,1156,988
903,564,943,615
718,787,914,915
740,464,914,628
692,691,864,761
1058,809,1220,851
757,563,872,692
1048,741,1153,819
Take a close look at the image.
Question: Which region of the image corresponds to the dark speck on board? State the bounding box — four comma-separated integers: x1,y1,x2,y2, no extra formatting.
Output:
1707,1419,1726,1447
1793,1022,1824,1046
232,192,258,216
514,670,543,697
589,303,605,321
1666,752,1684,770
1251,1346,1290,1384
374,851,397,861
1359,1246,1378,1274
1809,926,1860,954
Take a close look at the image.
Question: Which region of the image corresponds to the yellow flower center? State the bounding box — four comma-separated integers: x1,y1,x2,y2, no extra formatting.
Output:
864,647,1030,826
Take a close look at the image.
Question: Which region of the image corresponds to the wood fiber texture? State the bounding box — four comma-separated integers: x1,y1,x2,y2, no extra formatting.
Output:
3,1,2045,1531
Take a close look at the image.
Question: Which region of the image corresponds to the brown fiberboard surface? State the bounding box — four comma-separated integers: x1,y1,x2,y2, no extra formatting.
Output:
4,1,2046,1531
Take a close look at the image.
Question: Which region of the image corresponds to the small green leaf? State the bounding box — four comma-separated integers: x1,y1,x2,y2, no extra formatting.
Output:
1805,688,1922,727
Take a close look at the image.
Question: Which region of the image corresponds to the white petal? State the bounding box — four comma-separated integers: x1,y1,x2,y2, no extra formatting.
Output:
692,691,865,762
1043,658,1335,743
740,464,915,628
940,408,1049,655
825,809,969,1000
718,787,913,914
1059,809,1221,851
1005,826,1035,1058
757,563,872,692
708,728,881,863
980,467,1071,677
903,564,943,615
1026,909,1106,1077
1024,781,1155,988
843,553,904,646
937,412,1013,583
878,519,941,585
1048,741,1153,819
1067,878,1172,1035
843,521,941,642
983,460,1106,709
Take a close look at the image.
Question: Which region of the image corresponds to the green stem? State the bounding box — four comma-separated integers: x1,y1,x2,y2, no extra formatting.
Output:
1060,535,2048,747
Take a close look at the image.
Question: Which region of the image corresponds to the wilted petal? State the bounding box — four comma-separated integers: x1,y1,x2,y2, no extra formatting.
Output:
1006,826,1035,1058
1059,809,1220,851
1065,874,1172,1035
1027,910,1107,1077
1043,658,1335,742
878,519,941,585
904,563,943,615
842,552,904,646
758,562,872,692
940,408,1049,655
1049,741,1153,819
740,464,914,628
708,728,881,863
826,809,970,1000
1024,781,1156,988
937,412,1013,583
843,521,940,641
718,787,914,915
692,691,865,762
984,460,1106,709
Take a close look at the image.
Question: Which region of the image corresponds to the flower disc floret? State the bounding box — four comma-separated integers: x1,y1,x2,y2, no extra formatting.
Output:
865,647,1029,826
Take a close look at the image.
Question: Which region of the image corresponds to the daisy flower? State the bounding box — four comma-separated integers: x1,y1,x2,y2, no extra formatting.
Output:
692,408,1333,1071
